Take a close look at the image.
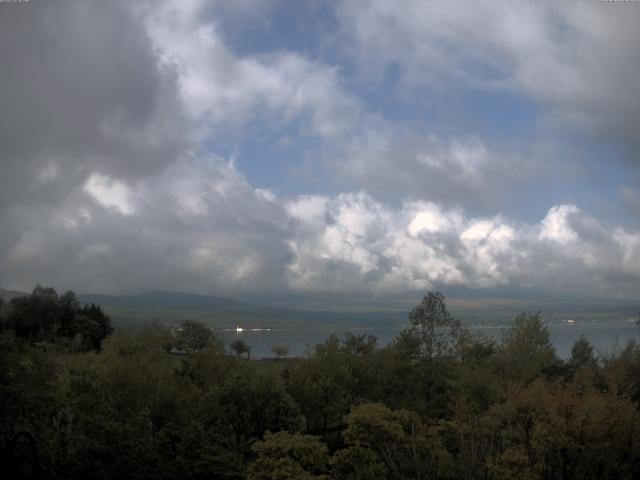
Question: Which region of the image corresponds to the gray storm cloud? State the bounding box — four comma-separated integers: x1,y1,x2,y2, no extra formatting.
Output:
0,0,185,256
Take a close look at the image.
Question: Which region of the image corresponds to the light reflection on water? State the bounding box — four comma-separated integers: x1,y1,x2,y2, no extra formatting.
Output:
220,322,639,359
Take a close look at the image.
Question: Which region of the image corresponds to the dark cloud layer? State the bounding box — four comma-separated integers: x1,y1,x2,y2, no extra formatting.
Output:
0,0,185,258
0,0,184,198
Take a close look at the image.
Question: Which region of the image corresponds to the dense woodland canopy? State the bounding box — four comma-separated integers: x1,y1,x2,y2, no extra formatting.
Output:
1,287,640,479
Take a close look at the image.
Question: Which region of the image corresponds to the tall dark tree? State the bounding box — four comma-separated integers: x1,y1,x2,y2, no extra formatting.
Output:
570,335,598,370
6,286,111,350
496,311,557,382
79,303,113,340
396,291,462,361
58,290,80,337
8,285,60,339
342,332,378,356
174,319,217,353
230,338,251,358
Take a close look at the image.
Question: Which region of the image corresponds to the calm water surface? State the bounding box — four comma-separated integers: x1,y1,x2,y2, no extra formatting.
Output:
221,322,639,359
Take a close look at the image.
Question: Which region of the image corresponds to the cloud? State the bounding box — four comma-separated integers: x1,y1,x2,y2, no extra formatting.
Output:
336,0,640,156
1,0,639,303
145,0,361,140
319,117,544,211
0,0,185,182
285,193,640,297
84,174,136,216
2,156,292,295
2,146,639,298
0,0,187,258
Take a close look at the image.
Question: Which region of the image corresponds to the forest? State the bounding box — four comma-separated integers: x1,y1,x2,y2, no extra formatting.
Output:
1,287,640,479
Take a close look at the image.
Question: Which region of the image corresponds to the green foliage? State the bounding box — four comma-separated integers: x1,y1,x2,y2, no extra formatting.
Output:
396,291,463,361
602,338,640,404
1,288,639,479
341,332,378,356
3,285,112,351
342,403,452,479
288,345,355,433
484,379,640,479
247,432,330,480
332,444,385,480
495,311,557,383
230,337,251,358
216,364,303,450
570,335,598,370
173,318,222,353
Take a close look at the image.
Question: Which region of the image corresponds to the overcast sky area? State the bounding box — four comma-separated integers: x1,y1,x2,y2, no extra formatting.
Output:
1,0,640,302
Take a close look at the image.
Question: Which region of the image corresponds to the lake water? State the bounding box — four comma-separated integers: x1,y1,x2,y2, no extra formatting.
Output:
221,322,639,359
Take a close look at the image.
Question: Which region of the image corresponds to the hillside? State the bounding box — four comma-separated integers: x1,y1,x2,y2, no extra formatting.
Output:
78,290,406,329
2,287,636,329
0,288,27,302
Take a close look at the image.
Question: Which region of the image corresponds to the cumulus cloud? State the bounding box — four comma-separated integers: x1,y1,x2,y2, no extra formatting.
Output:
144,0,361,140
2,148,640,298
285,193,640,297
2,157,292,294
0,0,357,293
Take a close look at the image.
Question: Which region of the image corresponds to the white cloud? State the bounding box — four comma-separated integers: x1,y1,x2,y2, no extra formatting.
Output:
538,204,579,244
3,147,640,299
408,204,459,236
84,174,136,215
284,194,640,297
145,0,361,139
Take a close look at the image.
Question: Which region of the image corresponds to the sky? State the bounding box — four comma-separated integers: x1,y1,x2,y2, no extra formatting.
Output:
1,0,640,302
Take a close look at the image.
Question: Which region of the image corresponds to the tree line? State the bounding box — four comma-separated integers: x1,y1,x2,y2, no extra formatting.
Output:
1,288,639,479
0,285,112,352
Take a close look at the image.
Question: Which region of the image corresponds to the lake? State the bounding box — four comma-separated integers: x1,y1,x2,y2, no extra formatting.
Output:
221,322,639,359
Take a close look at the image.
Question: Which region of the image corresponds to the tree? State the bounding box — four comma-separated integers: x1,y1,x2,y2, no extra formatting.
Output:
79,302,113,341
8,285,60,339
70,314,102,351
271,344,289,360
332,445,385,480
396,291,462,361
287,349,354,433
174,319,215,353
456,329,496,366
57,290,80,336
496,312,556,383
218,367,303,452
342,333,377,356
230,338,250,358
484,379,640,479
247,432,330,480
5,286,112,350
570,336,598,370
341,403,451,479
